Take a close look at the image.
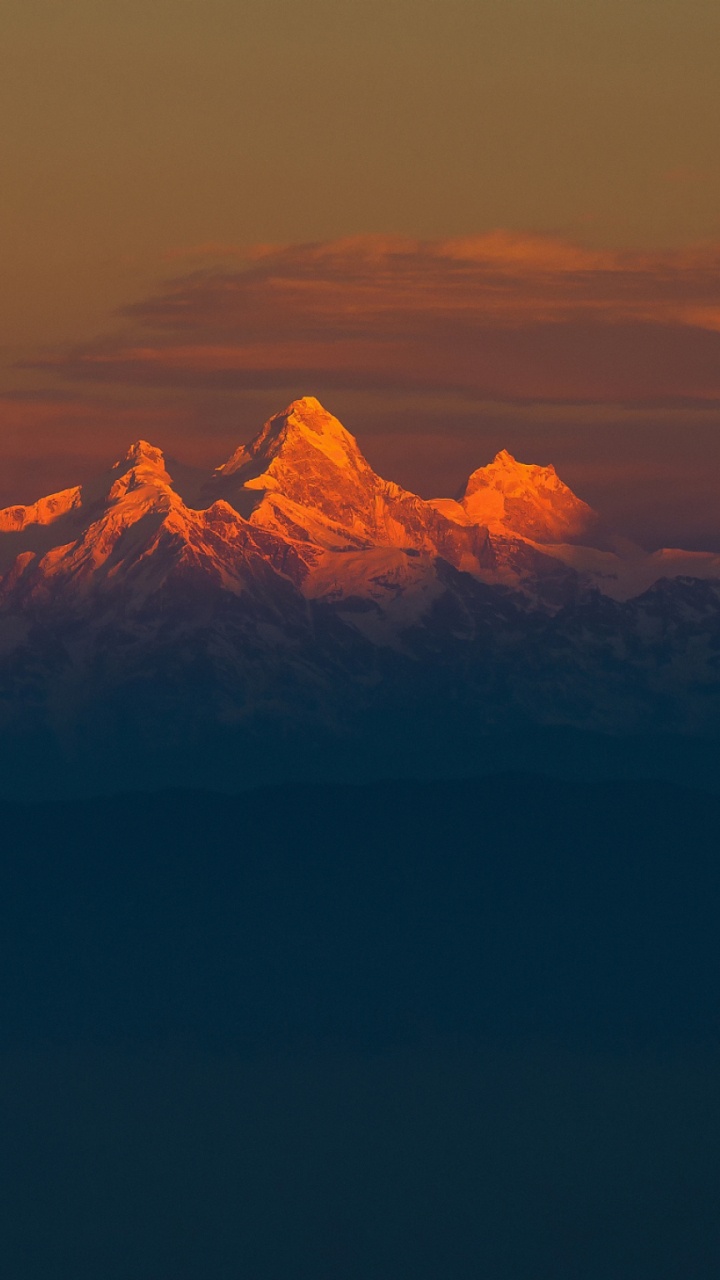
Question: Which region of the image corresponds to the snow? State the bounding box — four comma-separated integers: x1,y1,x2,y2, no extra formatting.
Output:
1,397,719,619
0,486,82,532
458,450,597,544
216,397,361,482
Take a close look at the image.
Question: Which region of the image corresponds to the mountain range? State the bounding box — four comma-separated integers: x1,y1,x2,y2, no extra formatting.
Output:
3,395,720,794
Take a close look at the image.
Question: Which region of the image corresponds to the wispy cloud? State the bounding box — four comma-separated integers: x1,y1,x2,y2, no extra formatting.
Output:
25,231,720,407
9,228,720,551
6,231,720,554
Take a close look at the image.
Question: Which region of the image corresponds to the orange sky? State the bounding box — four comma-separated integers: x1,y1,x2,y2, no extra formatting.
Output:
3,1,720,547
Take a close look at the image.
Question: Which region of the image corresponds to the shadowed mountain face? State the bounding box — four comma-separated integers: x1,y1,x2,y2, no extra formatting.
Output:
3,396,720,794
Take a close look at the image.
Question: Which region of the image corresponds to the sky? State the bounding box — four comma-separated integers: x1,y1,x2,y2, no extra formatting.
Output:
3,0,720,547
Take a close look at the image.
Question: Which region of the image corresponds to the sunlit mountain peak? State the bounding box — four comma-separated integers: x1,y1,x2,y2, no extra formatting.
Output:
103,440,175,507
3,397,720,612
116,440,168,472
460,449,598,545
0,486,82,533
490,448,553,471
205,397,494,564
216,397,365,484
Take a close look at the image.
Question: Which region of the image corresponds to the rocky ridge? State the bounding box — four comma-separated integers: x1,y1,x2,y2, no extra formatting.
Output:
2,395,720,790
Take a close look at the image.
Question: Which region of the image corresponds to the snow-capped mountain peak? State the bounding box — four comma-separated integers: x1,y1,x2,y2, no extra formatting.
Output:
210,397,402,546
0,486,82,533
459,449,600,545
3,396,720,789
106,440,173,498
117,440,167,472
208,399,495,569
216,397,367,488
2,397,720,614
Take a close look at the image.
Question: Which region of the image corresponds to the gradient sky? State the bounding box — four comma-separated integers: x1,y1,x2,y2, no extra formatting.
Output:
3,0,720,547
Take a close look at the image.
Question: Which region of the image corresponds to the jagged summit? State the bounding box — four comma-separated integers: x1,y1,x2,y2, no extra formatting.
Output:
208,397,494,565
209,396,391,544
2,394,720,787
0,443,169,545
98,439,175,507
117,440,167,472
216,397,367,486
2,396,719,604
491,448,523,466
464,449,567,499
459,449,599,545
0,486,82,534
111,440,170,484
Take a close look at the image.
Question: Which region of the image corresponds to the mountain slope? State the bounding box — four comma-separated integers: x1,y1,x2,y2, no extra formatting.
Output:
2,396,720,791
460,448,601,544
209,397,496,577
4,396,718,607
0,439,311,607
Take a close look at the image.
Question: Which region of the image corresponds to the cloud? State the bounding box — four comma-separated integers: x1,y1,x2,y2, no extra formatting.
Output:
24,231,720,406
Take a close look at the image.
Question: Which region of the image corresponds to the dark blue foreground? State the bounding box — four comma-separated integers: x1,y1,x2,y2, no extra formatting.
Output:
1,775,719,1277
